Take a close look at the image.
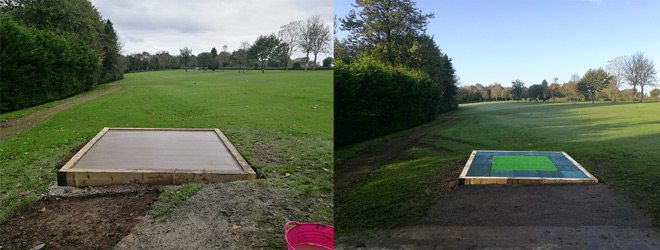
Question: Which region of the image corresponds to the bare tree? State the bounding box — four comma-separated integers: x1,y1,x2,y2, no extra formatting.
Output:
298,16,316,70
239,41,250,72
278,20,302,70
308,16,331,70
606,56,626,102
624,52,657,102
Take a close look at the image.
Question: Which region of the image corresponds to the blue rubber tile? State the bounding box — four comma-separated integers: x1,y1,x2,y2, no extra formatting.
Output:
536,171,563,178
467,167,491,176
560,171,588,178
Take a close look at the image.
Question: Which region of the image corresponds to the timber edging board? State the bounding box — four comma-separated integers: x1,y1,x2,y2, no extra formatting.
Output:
459,150,598,185
58,127,256,187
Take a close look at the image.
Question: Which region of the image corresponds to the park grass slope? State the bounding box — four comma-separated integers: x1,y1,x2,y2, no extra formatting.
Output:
0,70,334,227
335,101,660,234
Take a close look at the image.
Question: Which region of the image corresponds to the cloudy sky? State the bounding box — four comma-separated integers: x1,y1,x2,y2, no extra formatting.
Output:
91,0,333,59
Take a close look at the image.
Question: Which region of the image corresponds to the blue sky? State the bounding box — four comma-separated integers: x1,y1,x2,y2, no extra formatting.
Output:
335,0,660,89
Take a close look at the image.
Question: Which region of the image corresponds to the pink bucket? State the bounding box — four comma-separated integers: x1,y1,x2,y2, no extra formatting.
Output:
284,221,334,250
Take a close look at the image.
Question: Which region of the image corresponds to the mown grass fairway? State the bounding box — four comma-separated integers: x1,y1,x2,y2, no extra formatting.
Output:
0,70,333,224
336,101,660,234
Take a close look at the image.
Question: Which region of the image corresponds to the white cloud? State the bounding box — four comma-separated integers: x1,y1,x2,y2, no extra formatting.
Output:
91,0,333,59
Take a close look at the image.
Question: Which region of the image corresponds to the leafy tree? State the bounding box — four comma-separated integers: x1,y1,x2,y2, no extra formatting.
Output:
340,0,433,64
197,52,214,70
548,83,561,102
179,47,193,71
5,0,122,84
541,79,549,101
561,81,578,103
211,47,218,70
248,34,281,73
578,68,612,104
490,84,504,101
650,88,660,98
501,87,512,100
511,79,525,102
322,57,334,68
528,84,544,101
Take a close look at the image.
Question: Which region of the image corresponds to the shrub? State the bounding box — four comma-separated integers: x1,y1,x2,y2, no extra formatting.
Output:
0,15,100,112
335,57,442,146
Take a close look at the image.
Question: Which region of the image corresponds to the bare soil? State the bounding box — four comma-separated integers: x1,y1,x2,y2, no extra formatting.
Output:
0,191,159,250
0,84,121,141
116,181,328,250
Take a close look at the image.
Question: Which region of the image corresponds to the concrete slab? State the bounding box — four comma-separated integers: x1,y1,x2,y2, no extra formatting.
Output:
58,128,256,187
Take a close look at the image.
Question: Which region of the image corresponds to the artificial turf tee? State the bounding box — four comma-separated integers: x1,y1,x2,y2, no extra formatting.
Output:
491,155,558,171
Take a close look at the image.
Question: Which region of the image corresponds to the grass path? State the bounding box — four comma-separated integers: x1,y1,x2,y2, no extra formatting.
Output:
0,84,121,141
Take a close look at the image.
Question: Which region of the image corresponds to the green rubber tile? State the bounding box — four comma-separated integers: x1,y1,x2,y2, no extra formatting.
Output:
491,155,558,171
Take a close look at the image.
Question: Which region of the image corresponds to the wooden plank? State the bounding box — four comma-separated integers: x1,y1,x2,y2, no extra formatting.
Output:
214,129,256,179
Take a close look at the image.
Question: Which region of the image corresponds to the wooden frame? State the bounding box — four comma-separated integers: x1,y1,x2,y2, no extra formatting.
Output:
58,128,256,187
459,150,598,185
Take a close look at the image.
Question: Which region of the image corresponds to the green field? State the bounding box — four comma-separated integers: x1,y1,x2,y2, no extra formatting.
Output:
491,156,557,171
0,70,333,222
335,101,660,234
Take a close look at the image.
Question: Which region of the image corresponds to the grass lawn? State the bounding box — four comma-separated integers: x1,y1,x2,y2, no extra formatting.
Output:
491,156,557,171
335,101,660,234
0,69,333,224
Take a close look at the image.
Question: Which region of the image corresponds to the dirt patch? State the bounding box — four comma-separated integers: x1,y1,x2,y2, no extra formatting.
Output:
0,191,158,250
0,84,121,141
335,117,456,189
116,181,329,250
338,184,660,249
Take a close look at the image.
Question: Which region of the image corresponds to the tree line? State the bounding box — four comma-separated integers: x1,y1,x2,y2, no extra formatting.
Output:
335,0,459,146
458,52,658,104
123,15,333,73
0,0,123,112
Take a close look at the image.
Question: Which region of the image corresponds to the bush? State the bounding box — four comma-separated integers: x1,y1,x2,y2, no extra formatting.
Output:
0,15,100,112
335,57,443,146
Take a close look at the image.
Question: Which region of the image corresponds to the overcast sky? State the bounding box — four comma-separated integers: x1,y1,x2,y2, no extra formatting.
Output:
91,0,333,59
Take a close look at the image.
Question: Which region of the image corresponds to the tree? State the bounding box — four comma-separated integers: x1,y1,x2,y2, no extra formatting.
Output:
340,0,433,65
561,81,578,103
541,79,549,101
306,15,331,70
211,47,218,70
278,20,301,70
548,83,561,102
650,88,660,98
511,79,525,102
248,34,280,73
578,68,612,104
606,56,626,102
179,47,193,71
624,52,657,102
5,0,121,84
197,52,213,70
322,57,334,68
528,84,544,101
501,87,512,100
